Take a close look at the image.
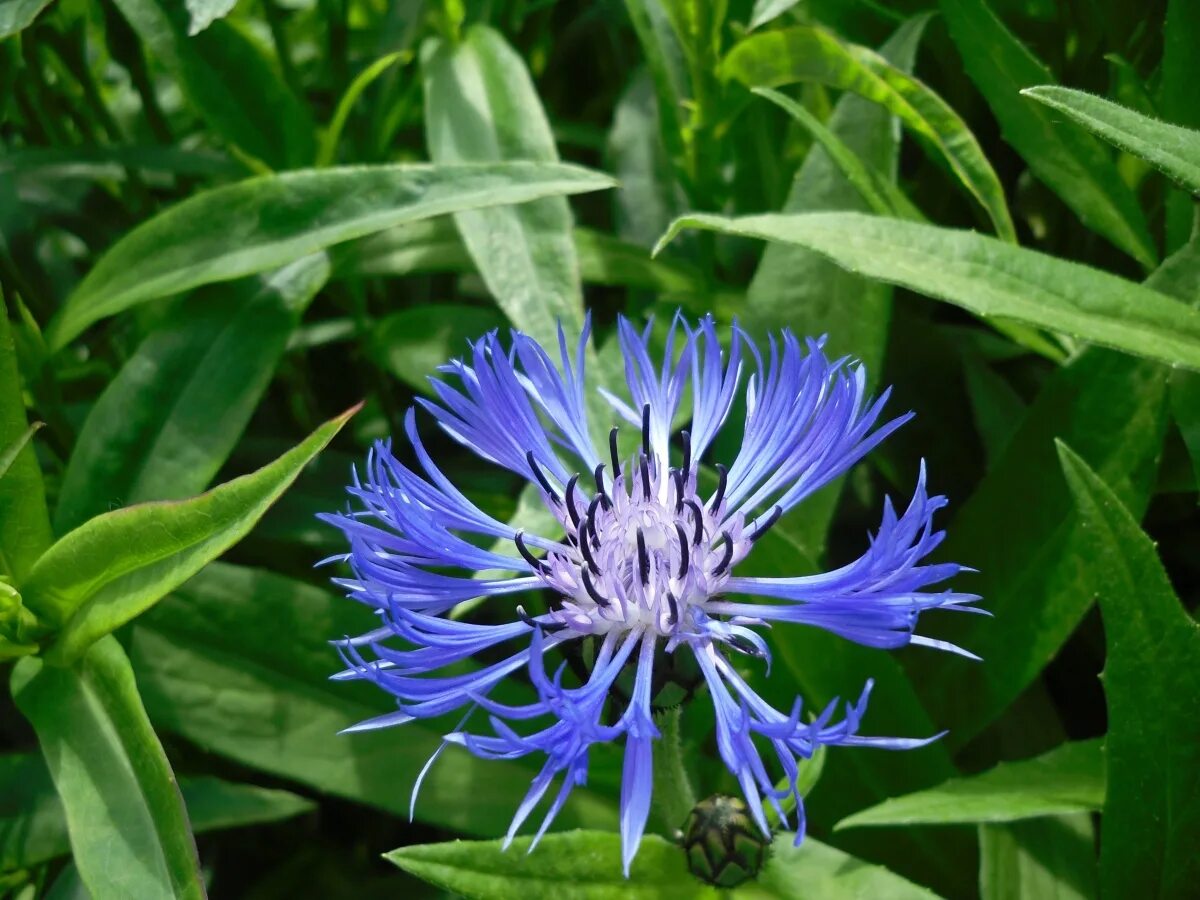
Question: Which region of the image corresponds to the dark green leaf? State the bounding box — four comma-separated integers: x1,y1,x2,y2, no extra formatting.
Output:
373,304,506,395
753,834,944,899
655,213,1200,370
837,740,1103,829
48,163,615,350
22,406,357,664
55,254,330,533
1022,87,1200,194
1058,442,1200,899
10,636,204,899
722,25,1014,241
979,815,1097,900
1162,0,1200,251
1170,369,1200,489
939,0,1156,268
962,355,1025,466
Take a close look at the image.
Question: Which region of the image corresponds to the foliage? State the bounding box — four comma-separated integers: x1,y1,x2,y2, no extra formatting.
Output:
1,0,1198,898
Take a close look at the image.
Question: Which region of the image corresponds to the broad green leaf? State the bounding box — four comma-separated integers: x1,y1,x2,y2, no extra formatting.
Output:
747,834,944,899
0,753,313,870
386,831,716,899
422,26,587,348
129,563,617,837
979,815,1097,900
55,254,330,534
836,740,1102,829
185,0,237,35
722,25,1015,241
939,0,1156,269
21,406,357,664
1058,443,1200,899
1022,87,1200,195
373,304,506,395
47,163,615,350
0,0,52,38
655,212,1200,371
0,421,41,483
11,636,203,900
904,236,1200,747
110,0,313,168
1162,0,1200,250
0,293,51,583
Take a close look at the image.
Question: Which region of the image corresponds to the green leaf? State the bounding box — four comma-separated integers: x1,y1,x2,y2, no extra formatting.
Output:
836,740,1103,830
422,26,587,348
317,52,404,168
1162,0,1200,251
750,835,944,899
1170,369,1200,489
903,235,1200,747
110,0,314,168
979,815,1097,900
55,254,330,534
0,293,51,583
655,212,1200,371
0,753,313,870
10,636,204,900
1021,86,1200,195
0,421,41,483
22,405,357,664
372,304,506,395
962,355,1025,466
47,162,615,350
0,0,53,38
722,25,1015,241
749,0,802,30
939,0,1156,269
1058,442,1200,899
129,563,617,837
184,0,237,35
386,831,716,899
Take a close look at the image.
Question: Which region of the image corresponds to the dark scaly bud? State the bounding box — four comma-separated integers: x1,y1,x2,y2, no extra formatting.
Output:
678,794,770,888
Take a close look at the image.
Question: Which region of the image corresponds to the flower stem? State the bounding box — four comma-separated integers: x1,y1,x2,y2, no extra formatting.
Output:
652,706,696,834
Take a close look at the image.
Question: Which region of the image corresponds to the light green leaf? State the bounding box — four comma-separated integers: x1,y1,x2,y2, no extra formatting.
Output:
979,815,1097,900
386,831,716,899
11,636,204,900
372,304,505,395
748,0,802,30
748,835,944,899
47,162,614,350
722,25,1014,241
110,0,313,168
837,740,1103,830
21,405,357,664
1058,442,1200,899
129,563,617,837
655,212,1200,371
0,0,53,38
0,293,51,583
55,254,330,534
185,0,237,35
1021,86,1200,195
422,26,587,348
939,0,1156,268
0,421,42,483
0,753,313,870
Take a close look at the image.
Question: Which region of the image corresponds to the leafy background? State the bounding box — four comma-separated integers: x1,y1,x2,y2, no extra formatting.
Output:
1,0,1198,897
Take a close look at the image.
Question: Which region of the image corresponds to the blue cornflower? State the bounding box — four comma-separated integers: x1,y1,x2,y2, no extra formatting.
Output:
322,314,978,874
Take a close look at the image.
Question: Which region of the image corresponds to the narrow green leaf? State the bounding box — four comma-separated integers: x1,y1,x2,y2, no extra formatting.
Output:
48,163,615,350
655,212,1200,371
1022,86,1200,195
386,831,716,899
23,405,357,664
372,304,506,395
0,421,42,483
938,0,1156,268
979,815,1097,900
1162,0,1200,251
129,563,617,837
0,0,53,38
0,293,51,583
0,753,312,870
753,835,944,899
749,0,802,30
110,0,313,168
317,52,404,168
722,25,1015,241
55,254,330,534
622,0,690,191
837,740,1103,830
1058,442,1200,899
422,26,587,348
11,636,204,900
962,356,1025,466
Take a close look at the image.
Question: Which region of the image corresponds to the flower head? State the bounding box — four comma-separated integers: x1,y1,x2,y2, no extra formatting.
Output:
323,313,978,874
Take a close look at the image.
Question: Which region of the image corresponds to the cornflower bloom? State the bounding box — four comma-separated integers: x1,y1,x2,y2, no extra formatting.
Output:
323,314,978,874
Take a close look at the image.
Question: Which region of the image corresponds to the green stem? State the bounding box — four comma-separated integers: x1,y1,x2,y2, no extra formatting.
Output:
652,706,697,834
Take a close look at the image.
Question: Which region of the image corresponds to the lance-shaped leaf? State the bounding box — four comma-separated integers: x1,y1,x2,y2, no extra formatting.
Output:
722,25,1014,241
654,213,1200,371
939,0,1156,268
11,636,204,899
47,162,615,350
1058,443,1200,899
979,815,1097,900
1021,86,1200,196
21,405,357,664
836,740,1103,830
0,422,42,483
